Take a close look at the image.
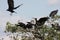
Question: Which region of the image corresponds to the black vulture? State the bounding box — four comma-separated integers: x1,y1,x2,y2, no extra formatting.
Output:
34,17,49,26
7,0,23,14
16,22,26,29
16,22,34,29
49,10,58,18
25,22,33,29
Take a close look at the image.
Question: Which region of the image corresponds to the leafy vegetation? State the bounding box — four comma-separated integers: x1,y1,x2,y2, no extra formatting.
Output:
5,15,60,40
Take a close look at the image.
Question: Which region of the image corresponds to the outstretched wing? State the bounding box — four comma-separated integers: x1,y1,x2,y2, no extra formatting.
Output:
14,4,23,9
7,0,14,10
37,17,49,26
38,17,49,23
49,10,58,17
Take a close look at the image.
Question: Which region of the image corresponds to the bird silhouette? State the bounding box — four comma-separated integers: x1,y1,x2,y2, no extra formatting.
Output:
49,10,58,18
25,22,34,29
16,21,26,29
34,17,49,26
7,0,23,15
16,21,34,29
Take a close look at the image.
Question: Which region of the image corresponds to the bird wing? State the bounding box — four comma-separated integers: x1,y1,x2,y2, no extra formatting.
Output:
7,0,14,9
38,17,49,22
37,17,49,26
49,10,58,17
14,4,23,9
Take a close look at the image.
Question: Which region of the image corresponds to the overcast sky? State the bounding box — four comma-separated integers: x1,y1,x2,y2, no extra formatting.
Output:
0,0,60,32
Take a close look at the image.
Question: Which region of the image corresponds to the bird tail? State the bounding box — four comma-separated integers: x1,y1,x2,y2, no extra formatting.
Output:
10,11,17,16
14,4,23,9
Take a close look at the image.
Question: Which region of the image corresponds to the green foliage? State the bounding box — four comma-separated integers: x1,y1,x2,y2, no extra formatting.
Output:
5,15,60,40
5,22,17,33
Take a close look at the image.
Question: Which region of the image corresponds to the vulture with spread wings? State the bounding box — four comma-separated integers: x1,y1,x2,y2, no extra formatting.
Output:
34,17,49,26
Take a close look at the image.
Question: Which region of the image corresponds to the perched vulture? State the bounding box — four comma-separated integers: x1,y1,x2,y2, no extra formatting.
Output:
25,22,34,29
16,22,26,29
34,17,49,26
49,10,58,18
16,21,34,29
7,0,23,14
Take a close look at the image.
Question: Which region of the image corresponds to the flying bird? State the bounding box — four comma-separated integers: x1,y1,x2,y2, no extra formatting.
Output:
49,10,58,18
7,0,23,15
